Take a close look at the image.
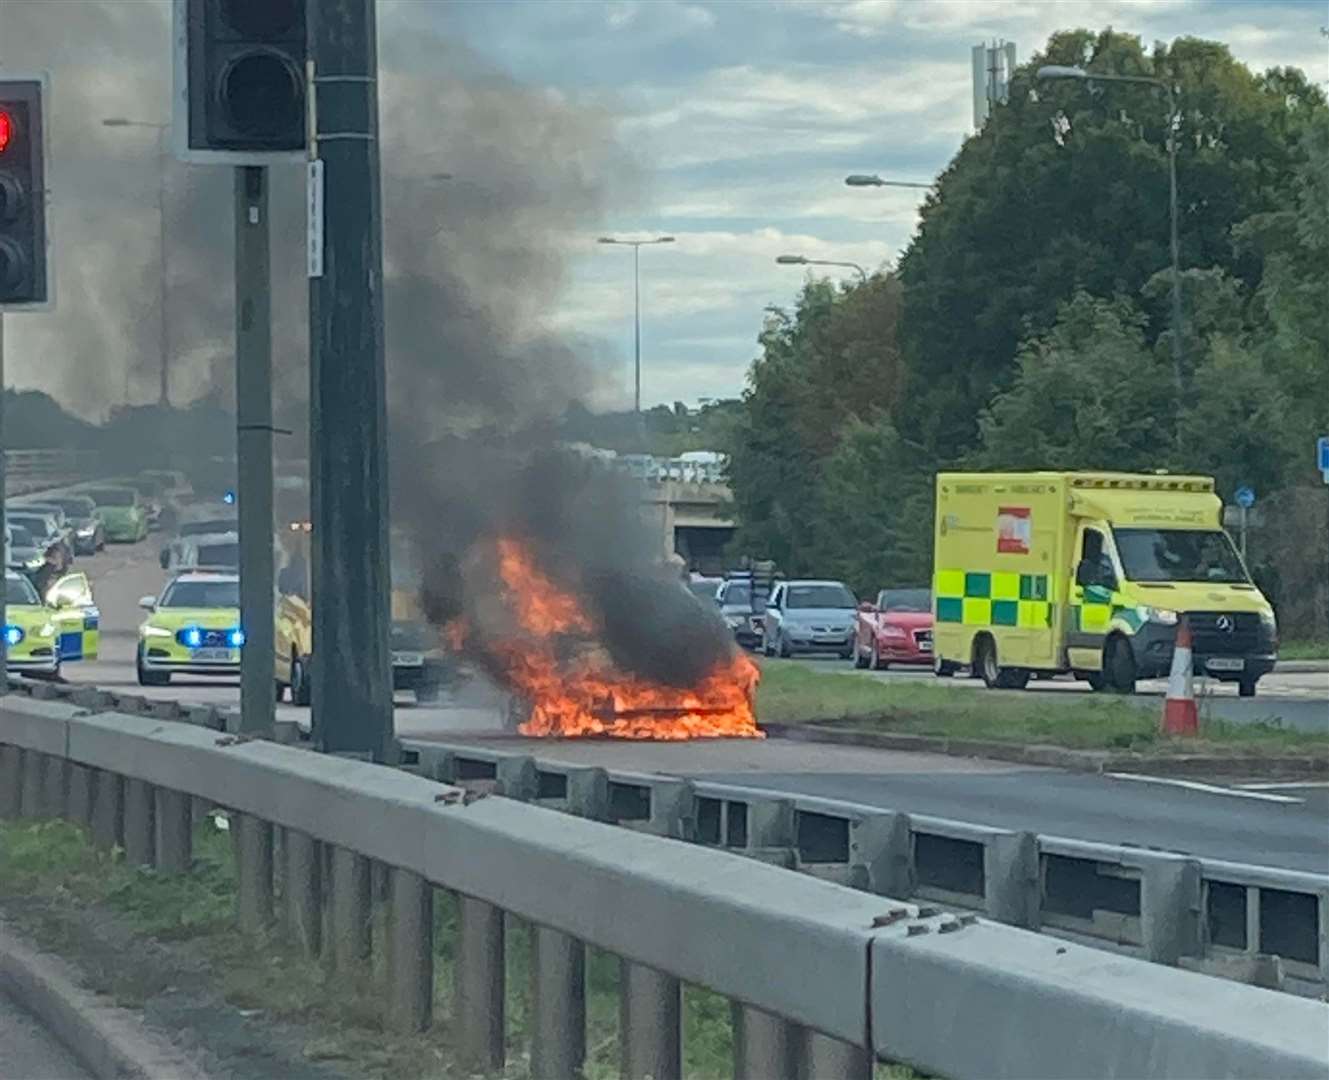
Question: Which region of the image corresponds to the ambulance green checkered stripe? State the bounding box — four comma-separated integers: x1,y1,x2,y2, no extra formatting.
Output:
935,570,1049,625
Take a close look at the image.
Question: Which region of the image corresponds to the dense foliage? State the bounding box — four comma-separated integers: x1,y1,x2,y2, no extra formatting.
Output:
724,29,1328,635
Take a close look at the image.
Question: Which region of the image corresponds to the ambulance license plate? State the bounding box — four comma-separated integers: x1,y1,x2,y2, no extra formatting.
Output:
393,652,423,668
1206,657,1244,672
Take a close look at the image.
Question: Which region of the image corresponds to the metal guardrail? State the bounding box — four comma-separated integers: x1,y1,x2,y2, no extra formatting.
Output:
1,698,1326,1080
5,449,100,495
401,738,1329,999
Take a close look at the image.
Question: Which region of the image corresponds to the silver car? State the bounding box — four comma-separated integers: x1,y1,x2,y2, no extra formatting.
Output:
762,579,857,659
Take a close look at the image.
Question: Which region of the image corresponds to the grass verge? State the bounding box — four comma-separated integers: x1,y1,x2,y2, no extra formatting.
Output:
1280,640,1329,661
755,664,1328,755
0,817,911,1079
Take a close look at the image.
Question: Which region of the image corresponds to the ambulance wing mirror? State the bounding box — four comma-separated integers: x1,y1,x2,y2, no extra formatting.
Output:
1075,559,1096,589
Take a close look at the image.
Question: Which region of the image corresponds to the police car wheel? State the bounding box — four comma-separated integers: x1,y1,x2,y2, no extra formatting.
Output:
291,655,312,707
136,649,170,687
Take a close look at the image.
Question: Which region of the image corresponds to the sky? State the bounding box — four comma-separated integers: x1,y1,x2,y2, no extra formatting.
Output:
1,0,1326,417
421,0,1328,410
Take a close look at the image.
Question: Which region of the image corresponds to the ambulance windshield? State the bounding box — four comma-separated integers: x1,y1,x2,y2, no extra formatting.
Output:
1112,528,1249,585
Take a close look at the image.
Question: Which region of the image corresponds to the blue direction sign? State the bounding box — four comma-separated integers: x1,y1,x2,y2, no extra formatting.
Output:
1234,486,1255,509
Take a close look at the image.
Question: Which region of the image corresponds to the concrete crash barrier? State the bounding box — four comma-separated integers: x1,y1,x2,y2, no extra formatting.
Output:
0,699,1325,1080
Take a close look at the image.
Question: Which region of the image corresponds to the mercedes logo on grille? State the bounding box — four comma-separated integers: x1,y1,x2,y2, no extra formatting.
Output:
1216,615,1235,632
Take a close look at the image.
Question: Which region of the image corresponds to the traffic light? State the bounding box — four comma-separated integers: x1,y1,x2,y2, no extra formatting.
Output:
177,0,307,162
0,77,49,308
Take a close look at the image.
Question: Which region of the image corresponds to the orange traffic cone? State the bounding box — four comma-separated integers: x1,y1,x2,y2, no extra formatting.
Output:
1161,616,1199,736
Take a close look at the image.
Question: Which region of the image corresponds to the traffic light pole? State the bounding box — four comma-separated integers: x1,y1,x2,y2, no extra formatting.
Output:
308,0,393,761
0,313,6,692
235,166,275,736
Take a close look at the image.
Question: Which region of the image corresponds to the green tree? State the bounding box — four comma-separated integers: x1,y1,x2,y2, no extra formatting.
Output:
725,275,904,570
897,29,1325,456
813,416,933,596
976,292,1173,471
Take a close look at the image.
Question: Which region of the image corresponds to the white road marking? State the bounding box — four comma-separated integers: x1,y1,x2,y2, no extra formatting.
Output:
1106,772,1303,804
1235,780,1329,791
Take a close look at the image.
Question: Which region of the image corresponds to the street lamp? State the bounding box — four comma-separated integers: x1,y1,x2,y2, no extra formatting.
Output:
104,117,171,407
775,253,867,283
597,235,675,413
844,174,934,190
1036,64,1184,404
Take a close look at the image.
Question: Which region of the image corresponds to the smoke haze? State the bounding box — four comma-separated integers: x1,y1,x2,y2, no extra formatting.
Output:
1,0,735,688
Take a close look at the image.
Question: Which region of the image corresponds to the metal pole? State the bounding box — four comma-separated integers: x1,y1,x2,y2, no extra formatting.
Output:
633,242,641,414
308,0,393,760
157,125,170,407
235,166,276,737
1240,505,1249,562
0,312,6,685
1166,85,1184,409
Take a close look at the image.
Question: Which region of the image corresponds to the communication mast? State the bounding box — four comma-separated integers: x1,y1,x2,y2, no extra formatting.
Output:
972,40,1018,130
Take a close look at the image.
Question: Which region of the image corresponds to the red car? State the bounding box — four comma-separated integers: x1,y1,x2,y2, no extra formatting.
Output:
853,587,934,670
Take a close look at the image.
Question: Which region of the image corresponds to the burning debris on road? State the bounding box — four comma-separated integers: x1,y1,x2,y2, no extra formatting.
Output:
446,537,762,741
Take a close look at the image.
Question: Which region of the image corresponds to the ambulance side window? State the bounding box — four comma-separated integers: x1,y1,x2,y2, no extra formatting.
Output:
1077,529,1116,590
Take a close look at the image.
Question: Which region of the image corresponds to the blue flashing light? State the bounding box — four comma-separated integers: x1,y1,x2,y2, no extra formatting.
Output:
222,490,236,505
3,625,24,647
181,626,204,649
228,628,246,649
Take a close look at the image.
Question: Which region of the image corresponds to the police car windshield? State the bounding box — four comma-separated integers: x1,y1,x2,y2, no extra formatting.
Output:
197,544,239,568
880,588,931,612
160,581,239,608
8,525,34,547
787,584,856,609
9,515,53,537
7,577,40,605
1112,528,1249,585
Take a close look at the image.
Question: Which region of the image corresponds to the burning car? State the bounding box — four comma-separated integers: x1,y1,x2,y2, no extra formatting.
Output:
449,538,761,740
853,587,934,670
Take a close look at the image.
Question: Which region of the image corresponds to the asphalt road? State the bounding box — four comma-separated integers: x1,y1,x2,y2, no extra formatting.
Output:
0,991,92,1080
39,541,1329,873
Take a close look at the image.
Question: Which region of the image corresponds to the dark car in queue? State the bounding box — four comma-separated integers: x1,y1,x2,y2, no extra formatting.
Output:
715,577,764,649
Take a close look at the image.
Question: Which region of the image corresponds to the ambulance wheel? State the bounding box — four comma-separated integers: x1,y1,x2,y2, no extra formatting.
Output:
1103,636,1136,694
1238,677,1257,698
976,636,1001,689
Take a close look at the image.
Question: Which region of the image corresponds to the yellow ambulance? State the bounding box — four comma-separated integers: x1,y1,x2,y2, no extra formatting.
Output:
932,472,1277,696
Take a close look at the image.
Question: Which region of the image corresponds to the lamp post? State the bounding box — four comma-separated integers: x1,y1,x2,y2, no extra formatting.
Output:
844,174,934,190
775,253,868,283
1036,64,1184,402
103,117,171,407
597,235,675,413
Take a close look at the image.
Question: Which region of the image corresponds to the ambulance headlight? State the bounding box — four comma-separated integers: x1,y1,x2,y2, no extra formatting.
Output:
1137,606,1178,625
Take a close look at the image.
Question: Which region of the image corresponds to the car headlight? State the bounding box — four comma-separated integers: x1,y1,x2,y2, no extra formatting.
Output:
881,625,907,638
143,625,174,639
1259,610,1277,632
725,615,744,628
76,525,95,537
1136,606,1178,625
37,622,55,638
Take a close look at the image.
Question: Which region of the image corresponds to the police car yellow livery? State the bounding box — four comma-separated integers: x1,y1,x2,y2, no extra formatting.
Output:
932,472,1277,696
4,571,60,676
137,571,244,686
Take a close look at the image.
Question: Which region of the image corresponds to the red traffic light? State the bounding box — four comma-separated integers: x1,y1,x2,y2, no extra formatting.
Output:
0,110,11,154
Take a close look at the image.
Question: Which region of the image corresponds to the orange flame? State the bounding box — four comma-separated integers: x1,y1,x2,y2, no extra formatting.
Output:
455,538,761,740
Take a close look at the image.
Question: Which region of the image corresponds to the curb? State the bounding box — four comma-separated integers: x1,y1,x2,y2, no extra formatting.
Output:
760,722,1329,779
1276,659,1329,674
0,920,209,1080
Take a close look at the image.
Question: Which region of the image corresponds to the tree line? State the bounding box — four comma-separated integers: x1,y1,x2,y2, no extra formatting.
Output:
723,29,1328,638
